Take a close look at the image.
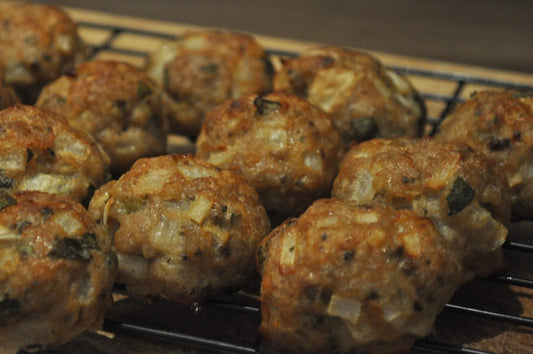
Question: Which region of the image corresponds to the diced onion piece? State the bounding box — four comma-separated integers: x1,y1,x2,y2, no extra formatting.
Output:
117,253,149,281
354,211,379,224
207,150,234,167
103,196,115,227
146,41,180,85
315,216,339,229
303,151,322,172
188,195,213,225
327,294,362,325
0,151,26,171
53,212,84,235
134,168,172,193
309,68,362,113
18,173,69,194
381,301,403,322
0,224,19,240
177,165,215,180
400,231,421,257
280,231,297,266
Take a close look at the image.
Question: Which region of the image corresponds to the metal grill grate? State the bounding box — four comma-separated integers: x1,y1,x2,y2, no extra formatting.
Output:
73,20,533,354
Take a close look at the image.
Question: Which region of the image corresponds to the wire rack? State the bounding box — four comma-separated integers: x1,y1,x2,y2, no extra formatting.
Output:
56,19,533,354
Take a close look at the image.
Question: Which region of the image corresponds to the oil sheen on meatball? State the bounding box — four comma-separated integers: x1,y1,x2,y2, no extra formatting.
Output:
274,46,426,144
332,137,511,279
0,3,88,103
196,92,345,216
258,199,462,353
0,104,110,204
145,30,274,136
88,154,270,303
434,89,533,221
36,60,169,175
0,191,117,354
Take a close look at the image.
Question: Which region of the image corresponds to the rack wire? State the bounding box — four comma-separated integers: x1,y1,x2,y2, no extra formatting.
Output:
67,20,533,354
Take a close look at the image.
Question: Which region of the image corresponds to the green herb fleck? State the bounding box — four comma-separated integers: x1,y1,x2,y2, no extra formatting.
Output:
199,63,219,74
48,233,99,262
0,171,13,189
351,117,379,141
121,197,146,213
0,191,16,211
253,96,281,115
446,177,475,215
137,81,152,99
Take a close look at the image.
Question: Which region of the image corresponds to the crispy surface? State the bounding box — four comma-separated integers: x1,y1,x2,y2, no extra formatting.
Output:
145,30,273,136
434,89,533,221
0,191,117,353
274,46,426,144
196,91,345,215
0,104,110,203
36,60,168,175
332,137,511,279
88,154,270,303
258,199,462,353
0,2,87,103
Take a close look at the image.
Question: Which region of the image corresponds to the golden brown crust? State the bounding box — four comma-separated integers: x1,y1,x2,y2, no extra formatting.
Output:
332,137,510,278
434,89,533,221
145,30,273,136
88,154,270,303
196,91,345,215
0,191,117,353
36,60,169,175
0,104,110,203
0,3,88,103
274,46,426,144
259,199,462,353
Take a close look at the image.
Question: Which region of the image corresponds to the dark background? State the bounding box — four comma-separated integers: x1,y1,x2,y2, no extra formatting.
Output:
38,1,533,74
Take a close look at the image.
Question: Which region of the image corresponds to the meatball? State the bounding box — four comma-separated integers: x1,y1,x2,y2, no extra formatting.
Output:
332,137,511,279
0,191,117,354
36,60,168,175
0,104,110,204
433,89,533,221
196,92,345,216
145,30,273,136
274,46,426,144
258,199,462,353
88,154,270,303
0,3,87,104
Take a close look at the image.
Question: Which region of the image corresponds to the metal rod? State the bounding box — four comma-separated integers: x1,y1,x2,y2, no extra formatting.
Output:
104,319,257,354
444,303,533,327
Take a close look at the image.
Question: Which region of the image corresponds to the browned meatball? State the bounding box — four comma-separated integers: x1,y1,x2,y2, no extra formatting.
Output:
274,46,426,144
88,154,270,303
434,90,533,221
36,60,168,175
145,30,273,136
332,137,511,279
196,92,345,216
258,199,462,353
0,104,110,204
0,3,87,103
0,191,117,353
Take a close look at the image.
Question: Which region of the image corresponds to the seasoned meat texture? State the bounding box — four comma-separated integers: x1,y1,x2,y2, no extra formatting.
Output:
36,60,168,175
0,3,87,103
258,199,462,353
274,46,426,144
434,90,533,221
88,154,270,303
332,137,511,279
196,92,345,216
0,191,117,354
145,30,273,136
0,104,110,204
